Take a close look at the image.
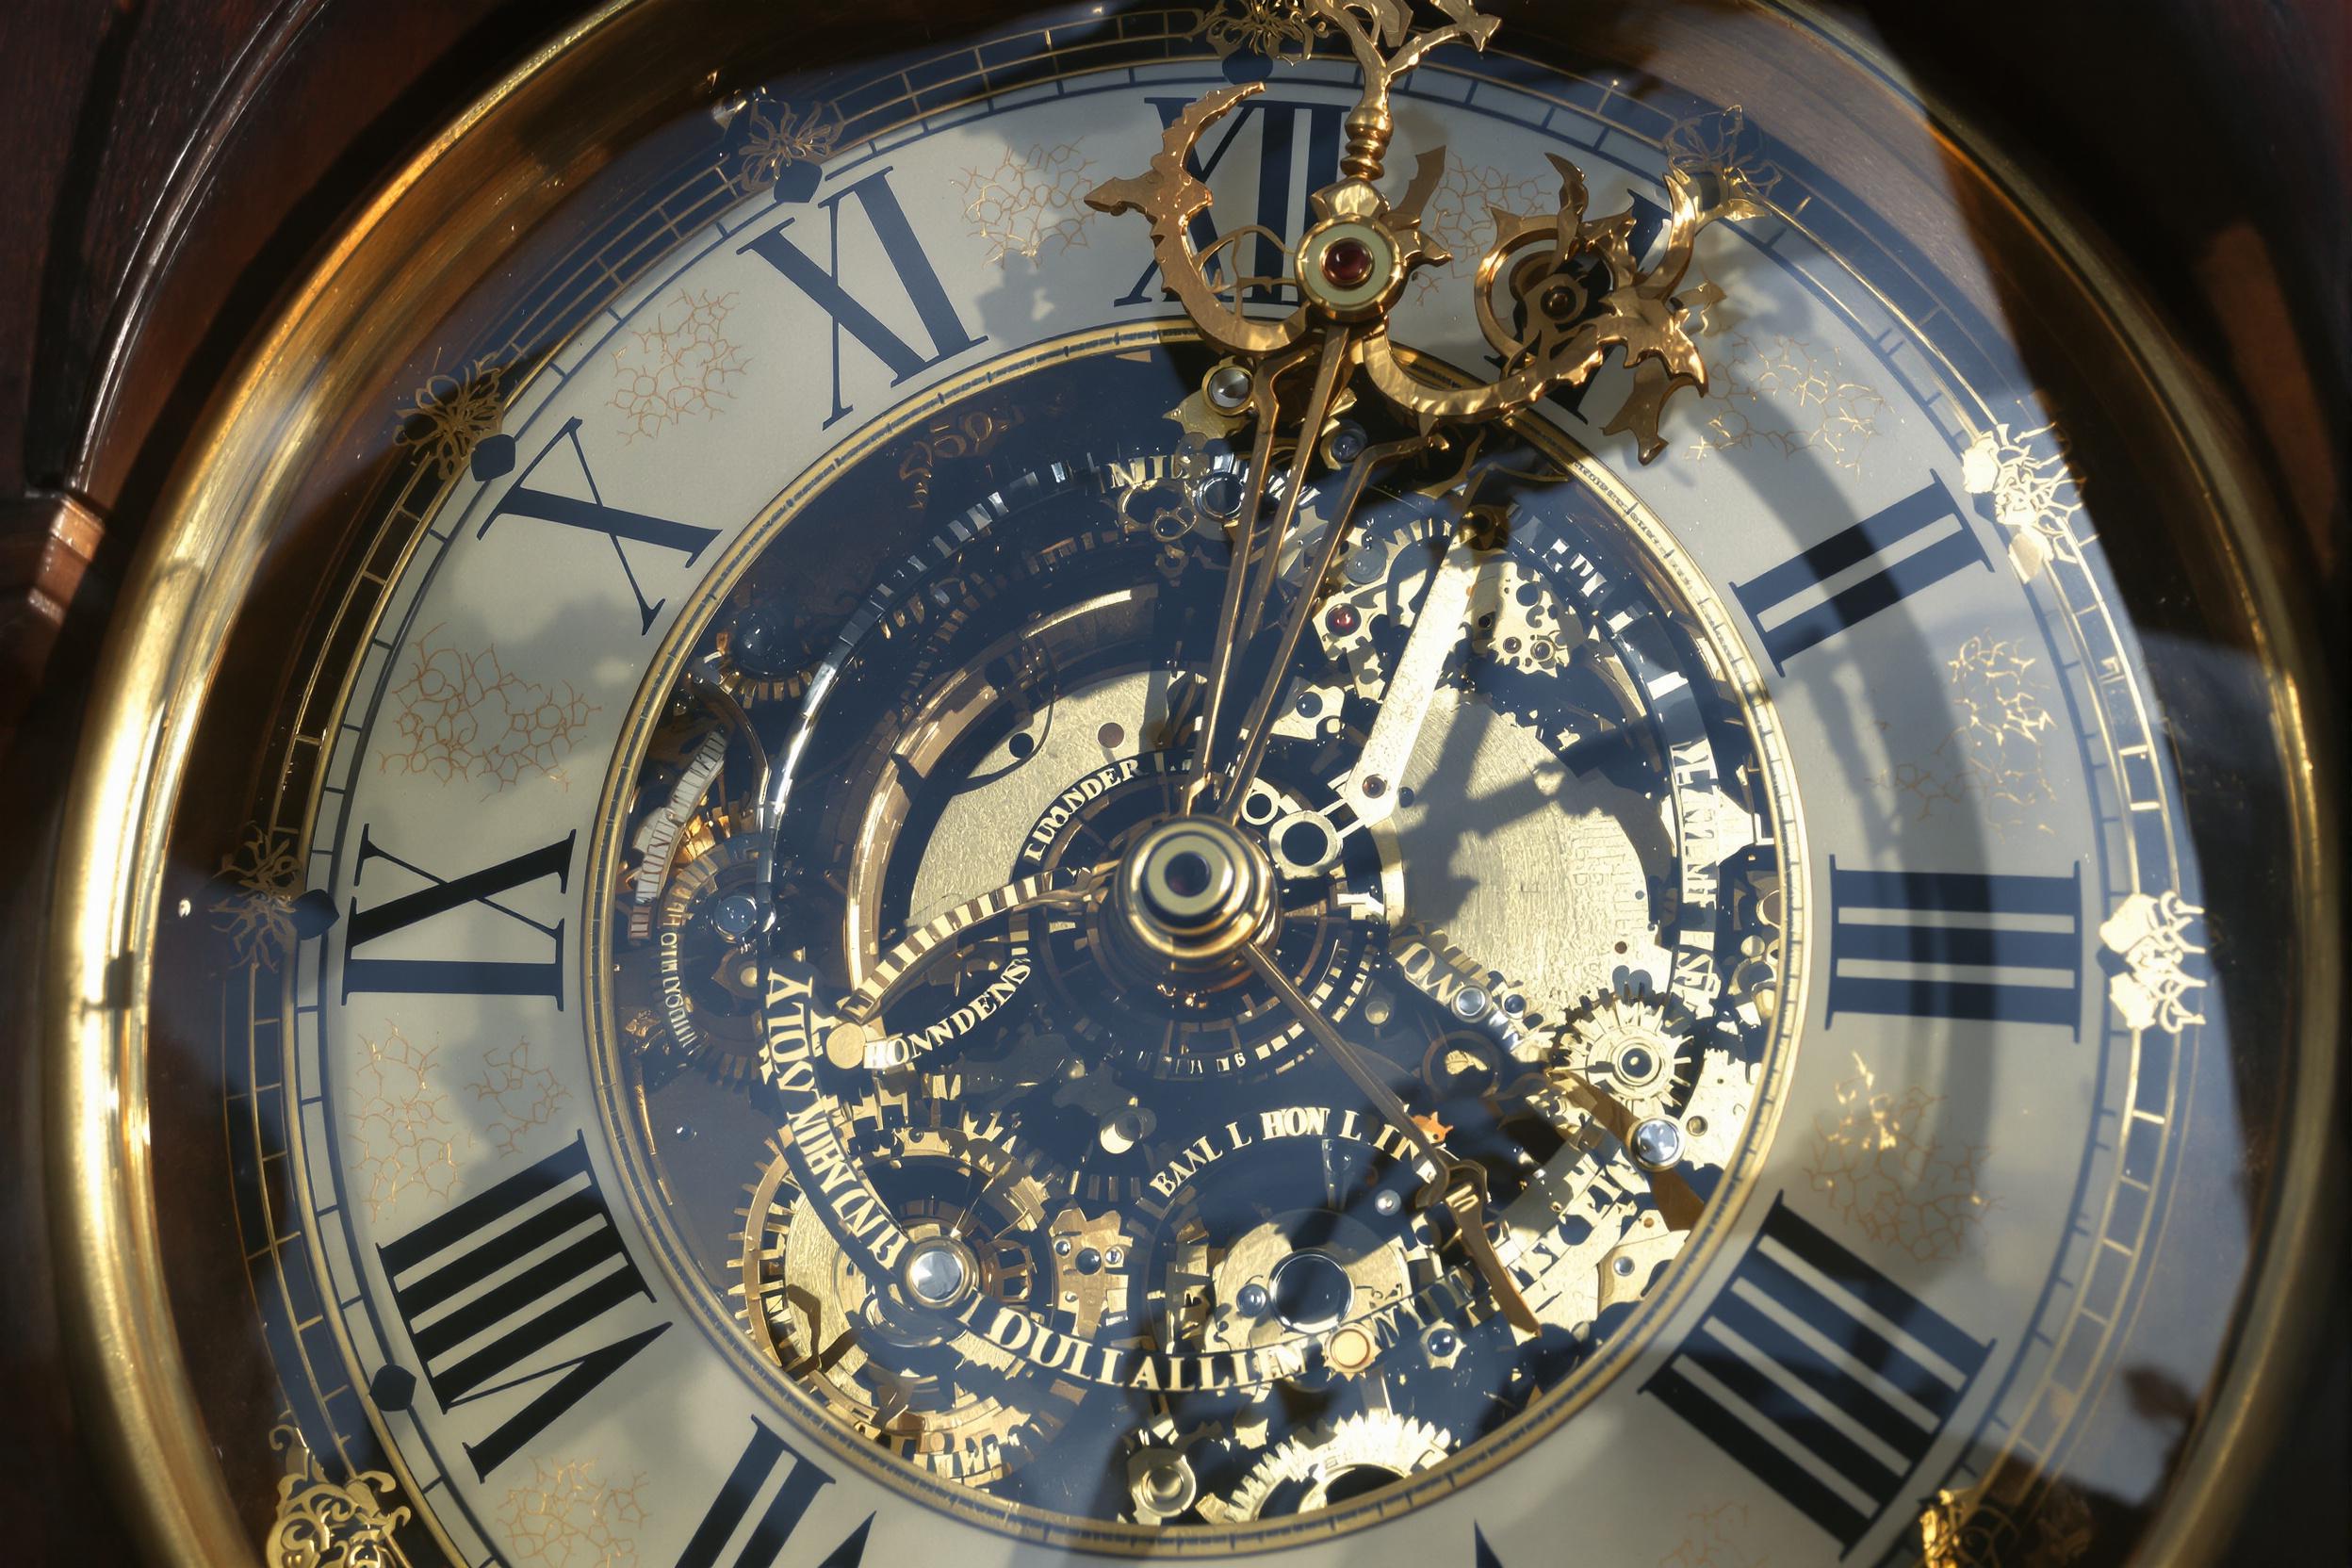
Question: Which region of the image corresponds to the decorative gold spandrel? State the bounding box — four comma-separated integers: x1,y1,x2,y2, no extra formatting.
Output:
470,1037,572,1159
392,356,508,482
1684,328,1887,473
266,1425,413,1568
498,1459,648,1568
1656,1501,1772,1568
1802,1054,1996,1264
2099,890,2208,1035
1918,1475,2094,1568
1198,0,1322,66
1873,632,2058,836
212,824,306,970
611,289,750,441
1961,420,2089,584
727,96,845,198
958,142,1100,263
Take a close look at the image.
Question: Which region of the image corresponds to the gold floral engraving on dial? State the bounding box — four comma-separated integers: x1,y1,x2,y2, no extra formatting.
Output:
1661,105,1786,209
495,1460,649,1568
1801,1054,1996,1264
956,142,1101,263
1657,1500,1771,1568
1960,420,2089,583
344,1021,462,1221
2099,890,2211,1035
265,1424,413,1568
1682,329,1887,473
1412,155,1551,302
382,627,597,792
390,355,508,482
1876,632,2060,835
610,289,750,442
212,823,306,970
469,1037,572,1158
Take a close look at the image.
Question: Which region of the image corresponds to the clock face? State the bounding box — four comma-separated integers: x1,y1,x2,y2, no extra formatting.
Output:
53,5,2335,1568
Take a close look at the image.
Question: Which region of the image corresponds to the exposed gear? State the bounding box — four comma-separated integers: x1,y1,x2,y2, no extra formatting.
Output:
1549,989,1698,1124
736,1099,1086,1485
1198,1412,1455,1523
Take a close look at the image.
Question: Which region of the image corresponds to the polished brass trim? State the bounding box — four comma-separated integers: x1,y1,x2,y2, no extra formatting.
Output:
41,6,645,1563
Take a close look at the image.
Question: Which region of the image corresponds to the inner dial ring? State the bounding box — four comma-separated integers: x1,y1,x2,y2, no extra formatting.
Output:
589,327,1805,1544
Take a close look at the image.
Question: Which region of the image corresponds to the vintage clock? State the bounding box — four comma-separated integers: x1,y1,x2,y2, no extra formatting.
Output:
14,3,2340,1566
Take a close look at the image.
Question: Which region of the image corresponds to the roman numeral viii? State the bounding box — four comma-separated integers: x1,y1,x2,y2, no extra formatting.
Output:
378,1133,668,1479
340,827,576,1005
678,1419,873,1568
1731,476,1989,672
1827,861,2082,1032
1644,1196,1990,1551
743,166,986,428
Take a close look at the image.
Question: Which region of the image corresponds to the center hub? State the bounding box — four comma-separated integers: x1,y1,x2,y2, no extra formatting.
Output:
1113,816,1278,971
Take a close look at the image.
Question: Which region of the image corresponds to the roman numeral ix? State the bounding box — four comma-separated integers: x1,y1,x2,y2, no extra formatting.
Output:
477,417,724,633
378,1133,668,1479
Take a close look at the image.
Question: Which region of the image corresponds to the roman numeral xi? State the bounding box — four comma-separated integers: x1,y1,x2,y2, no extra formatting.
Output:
378,1133,668,1479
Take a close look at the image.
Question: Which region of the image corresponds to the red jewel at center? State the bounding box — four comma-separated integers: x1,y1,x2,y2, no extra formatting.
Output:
1321,236,1376,288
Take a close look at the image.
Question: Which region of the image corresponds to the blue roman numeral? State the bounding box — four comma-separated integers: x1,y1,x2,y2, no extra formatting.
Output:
476,417,723,633
678,1419,873,1568
1116,94,1348,308
1644,1196,1990,1551
1827,861,2082,1031
743,167,986,427
377,1133,668,1478
1731,476,1988,672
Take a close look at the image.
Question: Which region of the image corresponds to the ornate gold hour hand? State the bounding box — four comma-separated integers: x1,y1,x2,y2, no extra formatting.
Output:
1086,1,1759,458
1240,939,1543,1332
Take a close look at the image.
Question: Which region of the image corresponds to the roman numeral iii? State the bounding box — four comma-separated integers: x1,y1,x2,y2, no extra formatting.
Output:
1827,861,2083,1031
1644,1196,1991,1550
377,1133,668,1478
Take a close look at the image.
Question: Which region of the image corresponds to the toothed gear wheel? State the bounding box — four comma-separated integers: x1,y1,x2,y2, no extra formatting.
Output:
1551,990,1698,1123
737,1095,1088,1485
1199,1412,1456,1522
